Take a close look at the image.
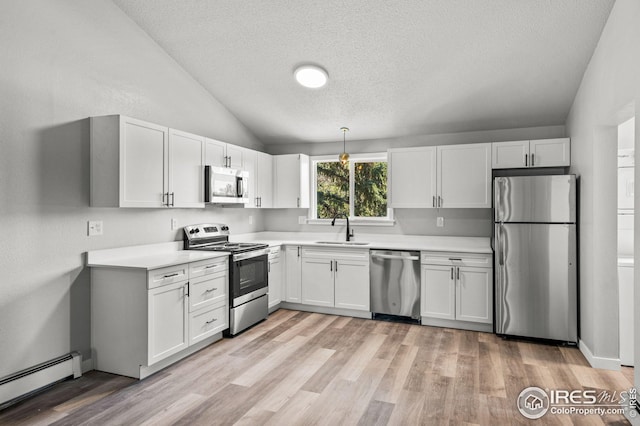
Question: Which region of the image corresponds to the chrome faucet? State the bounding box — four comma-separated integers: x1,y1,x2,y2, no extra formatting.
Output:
331,213,354,241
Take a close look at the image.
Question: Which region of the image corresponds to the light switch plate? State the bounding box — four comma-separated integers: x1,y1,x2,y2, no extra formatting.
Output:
249,215,253,225
437,217,444,227
88,220,103,236
171,218,178,230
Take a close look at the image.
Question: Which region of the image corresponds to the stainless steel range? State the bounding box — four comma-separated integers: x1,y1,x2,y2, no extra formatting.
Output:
183,223,269,335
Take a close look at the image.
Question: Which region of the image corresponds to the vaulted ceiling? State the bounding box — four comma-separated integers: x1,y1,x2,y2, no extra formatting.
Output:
112,0,614,145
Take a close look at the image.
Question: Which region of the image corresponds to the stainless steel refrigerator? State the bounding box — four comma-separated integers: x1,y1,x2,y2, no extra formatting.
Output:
494,175,577,342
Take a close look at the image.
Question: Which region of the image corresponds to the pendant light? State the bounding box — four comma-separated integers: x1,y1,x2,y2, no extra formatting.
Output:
339,127,350,164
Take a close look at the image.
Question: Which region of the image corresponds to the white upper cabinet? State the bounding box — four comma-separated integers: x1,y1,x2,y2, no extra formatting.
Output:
388,143,490,209
273,154,310,208
205,138,244,169
242,149,274,208
438,143,491,208
529,138,571,167
168,129,205,208
90,115,204,208
492,138,570,169
388,147,436,208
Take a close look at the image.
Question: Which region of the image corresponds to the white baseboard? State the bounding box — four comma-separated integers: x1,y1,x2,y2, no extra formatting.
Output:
579,340,621,371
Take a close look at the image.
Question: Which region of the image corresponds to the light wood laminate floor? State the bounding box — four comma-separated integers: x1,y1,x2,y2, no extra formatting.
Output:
0,309,635,425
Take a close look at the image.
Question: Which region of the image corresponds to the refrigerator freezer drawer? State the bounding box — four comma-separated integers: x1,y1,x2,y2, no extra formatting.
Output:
495,223,577,342
494,175,576,223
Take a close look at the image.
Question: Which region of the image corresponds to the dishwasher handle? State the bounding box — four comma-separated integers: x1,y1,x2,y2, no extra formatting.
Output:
371,253,419,261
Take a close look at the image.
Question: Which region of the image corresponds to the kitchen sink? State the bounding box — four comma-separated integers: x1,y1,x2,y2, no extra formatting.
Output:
315,241,370,246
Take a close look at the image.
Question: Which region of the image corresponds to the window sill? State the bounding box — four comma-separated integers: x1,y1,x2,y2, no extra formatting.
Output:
305,219,396,227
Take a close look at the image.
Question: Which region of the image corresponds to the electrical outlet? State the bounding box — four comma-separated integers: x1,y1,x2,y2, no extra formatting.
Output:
88,220,103,236
171,218,178,230
298,216,307,225
249,215,253,225
437,217,444,227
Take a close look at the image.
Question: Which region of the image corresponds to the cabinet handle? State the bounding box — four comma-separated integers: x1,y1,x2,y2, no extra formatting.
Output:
335,260,338,271
297,197,300,208
205,264,218,269
162,192,167,206
450,267,454,280
184,282,189,297
205,318,218,324
330,260,333,271
205,287,217,293
525,154,528,167
531,153,535,167
448,257,462,262
163,273,179,278
438,196,442,208
456,267,460,280
432,196,436,208
259,197,262,207
170,192,175,207
297,246,301,257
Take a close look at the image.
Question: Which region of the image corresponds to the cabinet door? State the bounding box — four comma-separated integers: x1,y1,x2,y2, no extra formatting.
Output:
421,264,455,320
334,259,370,311
257,151,274,208
268,255,283,308
438,143,491,208
529,138,570,167
120,117,168,207
226,144,244,169
273,154,309,208
491,140,529,169
148,281,188,365
301,257,334,307
388,147,436,208
168,129,205,208
242,148,259,207
284,246,302,302
205,138,227,167
456,266,492,324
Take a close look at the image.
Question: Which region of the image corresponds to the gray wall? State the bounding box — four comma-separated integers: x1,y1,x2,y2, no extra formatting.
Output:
566,0,639,369
0,0,266,376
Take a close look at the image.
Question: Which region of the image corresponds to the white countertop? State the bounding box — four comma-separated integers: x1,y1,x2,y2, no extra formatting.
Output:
86,233,492,271
87,241,229,270
231,232,493,254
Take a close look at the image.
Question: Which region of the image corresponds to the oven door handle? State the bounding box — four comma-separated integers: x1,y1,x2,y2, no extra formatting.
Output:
232,248,270,262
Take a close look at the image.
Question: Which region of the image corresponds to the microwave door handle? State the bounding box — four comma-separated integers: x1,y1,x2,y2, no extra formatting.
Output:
237,177,244,198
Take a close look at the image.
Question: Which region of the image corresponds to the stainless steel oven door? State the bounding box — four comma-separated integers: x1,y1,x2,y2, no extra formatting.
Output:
230,250,269,306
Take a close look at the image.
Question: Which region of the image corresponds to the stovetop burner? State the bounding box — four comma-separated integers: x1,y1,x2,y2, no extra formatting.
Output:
182,223,268,254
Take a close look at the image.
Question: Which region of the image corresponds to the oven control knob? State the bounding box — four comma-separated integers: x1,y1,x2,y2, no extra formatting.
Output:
189,228,199,234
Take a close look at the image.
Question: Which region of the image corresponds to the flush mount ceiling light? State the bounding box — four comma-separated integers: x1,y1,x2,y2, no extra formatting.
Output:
294,65,328,88
339,127,350,164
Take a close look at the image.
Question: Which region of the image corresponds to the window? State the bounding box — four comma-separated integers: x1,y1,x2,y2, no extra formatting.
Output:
311,153,392,223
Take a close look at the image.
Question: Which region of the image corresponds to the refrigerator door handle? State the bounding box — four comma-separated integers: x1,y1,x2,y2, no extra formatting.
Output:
497,223,505,266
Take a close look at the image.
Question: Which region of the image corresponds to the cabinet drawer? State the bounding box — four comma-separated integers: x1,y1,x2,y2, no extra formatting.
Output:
189,257,228,279
148,264,188,289
190,272,228,312
421,252,492,267
189,305,228,344
302,247,369,261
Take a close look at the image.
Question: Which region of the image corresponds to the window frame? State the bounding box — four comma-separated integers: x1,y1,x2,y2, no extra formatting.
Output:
308,152,394,226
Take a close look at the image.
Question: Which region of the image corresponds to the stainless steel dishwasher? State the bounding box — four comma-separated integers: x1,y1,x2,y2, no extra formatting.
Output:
370,250,420,320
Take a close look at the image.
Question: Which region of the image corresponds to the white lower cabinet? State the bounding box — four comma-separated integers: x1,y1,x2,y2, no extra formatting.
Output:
92,256,229,379
284,246,302,303
421,252,492,331
300,248,370,311
268,246,283,309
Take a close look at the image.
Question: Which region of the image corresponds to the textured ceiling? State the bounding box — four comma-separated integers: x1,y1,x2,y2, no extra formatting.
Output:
112,0,614,145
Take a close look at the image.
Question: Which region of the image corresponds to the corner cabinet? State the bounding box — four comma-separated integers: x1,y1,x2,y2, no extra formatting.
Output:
273,154,310,208
420,252,492,332
90,115,204,208
92,256,229,379
388,143,491,208
492,138,570,169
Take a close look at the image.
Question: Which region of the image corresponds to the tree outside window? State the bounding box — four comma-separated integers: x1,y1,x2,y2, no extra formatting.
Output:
313,154,390,221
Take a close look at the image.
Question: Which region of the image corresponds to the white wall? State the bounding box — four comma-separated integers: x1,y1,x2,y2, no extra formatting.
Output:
0,0,266,376
565,0,640,370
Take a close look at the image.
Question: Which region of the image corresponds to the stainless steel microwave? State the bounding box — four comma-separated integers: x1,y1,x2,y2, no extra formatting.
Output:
205,165,249,204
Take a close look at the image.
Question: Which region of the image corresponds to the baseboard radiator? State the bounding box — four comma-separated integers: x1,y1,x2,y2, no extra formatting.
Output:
0,352,82,409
